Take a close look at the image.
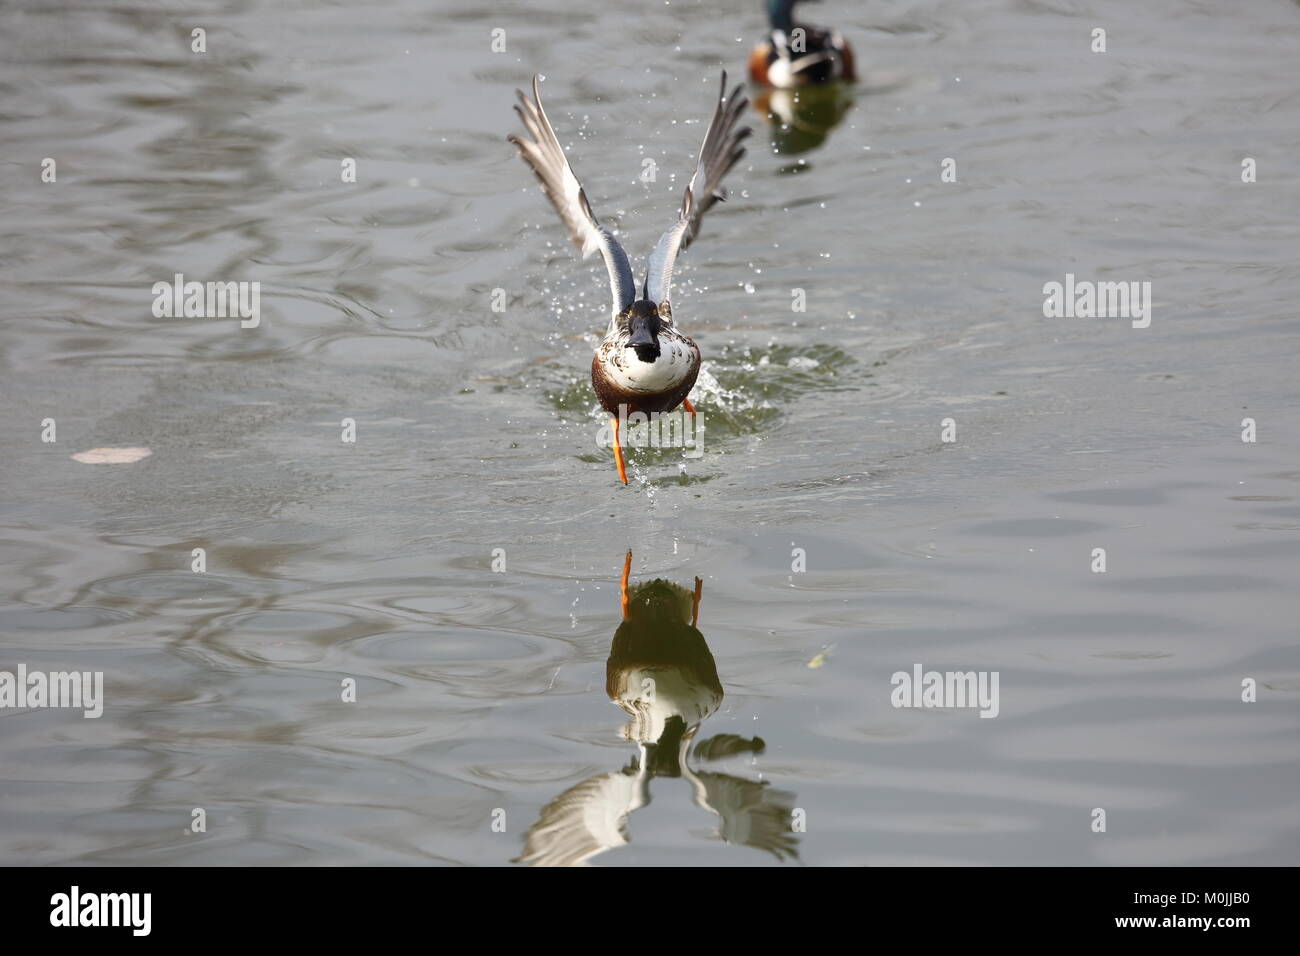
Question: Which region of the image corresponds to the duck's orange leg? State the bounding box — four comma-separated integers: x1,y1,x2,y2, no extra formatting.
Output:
611,415,628,484
620,550,632,620
683,397,696,418
691,576,703,627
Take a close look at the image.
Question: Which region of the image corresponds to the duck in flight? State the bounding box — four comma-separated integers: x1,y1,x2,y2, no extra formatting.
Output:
508,73,750,483
749,0,856,88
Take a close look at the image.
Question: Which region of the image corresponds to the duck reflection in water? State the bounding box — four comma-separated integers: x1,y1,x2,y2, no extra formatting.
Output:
515,551,799,866
752,85,854,157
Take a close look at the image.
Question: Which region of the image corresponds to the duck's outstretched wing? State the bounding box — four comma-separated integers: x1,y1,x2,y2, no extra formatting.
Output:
509,76,636,319
644,72,751,306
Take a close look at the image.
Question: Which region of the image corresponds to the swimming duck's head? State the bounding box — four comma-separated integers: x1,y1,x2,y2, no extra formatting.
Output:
767,0,800,32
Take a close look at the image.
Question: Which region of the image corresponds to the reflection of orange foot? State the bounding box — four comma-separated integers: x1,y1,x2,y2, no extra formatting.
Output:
683,397,696,418
692,576,703,627
620,551,632,620
611,416,628,484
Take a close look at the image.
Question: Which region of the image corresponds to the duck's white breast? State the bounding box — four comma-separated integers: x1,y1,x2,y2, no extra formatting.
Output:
600,333,698,394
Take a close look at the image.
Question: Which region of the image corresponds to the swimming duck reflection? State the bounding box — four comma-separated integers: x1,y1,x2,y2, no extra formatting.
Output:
515,551,799,866
753,84,854,156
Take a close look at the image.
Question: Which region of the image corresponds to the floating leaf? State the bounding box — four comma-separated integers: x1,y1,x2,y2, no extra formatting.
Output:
807,649,830,669
71,447,152,464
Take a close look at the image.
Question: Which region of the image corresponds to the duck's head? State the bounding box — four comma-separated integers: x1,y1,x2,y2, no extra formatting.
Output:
767,0,802,32
621,299,662,362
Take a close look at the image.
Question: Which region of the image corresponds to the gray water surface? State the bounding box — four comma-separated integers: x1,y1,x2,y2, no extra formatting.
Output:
1,0,1298,865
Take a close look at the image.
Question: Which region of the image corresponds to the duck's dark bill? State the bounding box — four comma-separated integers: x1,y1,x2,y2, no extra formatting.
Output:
628,311,661,361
